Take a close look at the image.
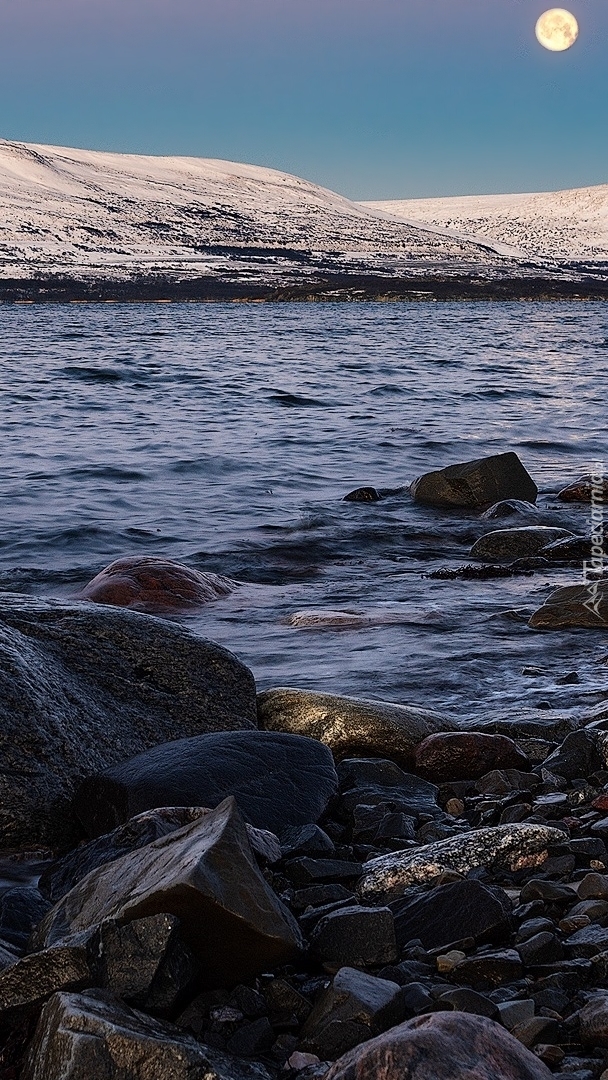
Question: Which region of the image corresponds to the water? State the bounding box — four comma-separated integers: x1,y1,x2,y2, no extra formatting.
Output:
1,301,607,724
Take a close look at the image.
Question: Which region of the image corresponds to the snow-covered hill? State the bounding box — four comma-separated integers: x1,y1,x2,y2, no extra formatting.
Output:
363,184,608,263
0,140,523,283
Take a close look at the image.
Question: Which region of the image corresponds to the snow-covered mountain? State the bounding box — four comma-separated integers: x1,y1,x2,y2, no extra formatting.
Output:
363,184,608,263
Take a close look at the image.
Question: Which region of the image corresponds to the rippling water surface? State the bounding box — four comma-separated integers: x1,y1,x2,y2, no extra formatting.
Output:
1,301,607,720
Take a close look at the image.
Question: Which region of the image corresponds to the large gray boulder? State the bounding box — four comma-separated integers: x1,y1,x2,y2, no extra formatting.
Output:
0,594,256,850
470,527,573,562
31,797,303,989
529,581,608,629
257,688,456,767
22,989,273,1080
410,453,538,510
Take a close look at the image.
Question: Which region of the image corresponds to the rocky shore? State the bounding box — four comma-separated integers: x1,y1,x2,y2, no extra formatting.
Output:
0,451,606,1079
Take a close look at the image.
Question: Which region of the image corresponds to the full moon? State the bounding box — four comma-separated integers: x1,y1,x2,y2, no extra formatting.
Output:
535,8,579,51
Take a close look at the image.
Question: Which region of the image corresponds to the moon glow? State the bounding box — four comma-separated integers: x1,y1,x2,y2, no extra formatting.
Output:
535,9,579,51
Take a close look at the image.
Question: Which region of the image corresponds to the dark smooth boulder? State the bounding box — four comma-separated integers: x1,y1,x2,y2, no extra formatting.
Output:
337,759,441,821
73,730,338,840
31,797,303,989
414,732,529,783
22,989,274,1080
310,906,398,968
480,500,540,520
324,1012,552,1080
390,879,512,950
77,555,237,614
470,527,572,562
540,729,603,781
258,689,455,768
299,967,402,1061
557,475,608,503
410,453,538,510
343,487,382,503
540,536,593,562
0,594,256,850
529,582,608,629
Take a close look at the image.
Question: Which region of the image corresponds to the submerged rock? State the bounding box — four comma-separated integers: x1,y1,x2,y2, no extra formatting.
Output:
77,555,237,614
357,824,565,903
529,581,608,629
480,500,541,520
257,688,455,767
0,594,256,850
299,966,402,1061
73,730,338,840
31,797,303,989
342,487,382,503
470,527,573,562
410,453,538,510
390,879,512,951
414,732,529,783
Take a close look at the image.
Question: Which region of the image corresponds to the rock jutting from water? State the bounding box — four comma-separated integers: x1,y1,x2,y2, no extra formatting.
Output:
77,555,237,614
528,581,608,629
342,487,382,502
469,527,574,563
557,474,608,503
410,452,538,510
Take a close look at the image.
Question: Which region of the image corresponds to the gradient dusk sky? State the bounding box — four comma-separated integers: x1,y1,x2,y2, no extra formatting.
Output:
0,0,606,199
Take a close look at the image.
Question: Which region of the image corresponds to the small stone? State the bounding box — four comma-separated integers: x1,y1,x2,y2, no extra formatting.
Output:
390,879,512,952
517,933,563,967
292,886,355,912
541,730,603,783
299,966,402,1061
285,859,363,886
534,1045,564,1066
281,826,336,858
497,1000,535,1030
287,1053,322,1072
519,880,575,904
559,916,591,934
564,923,608,958
265,979,312,1025
446,798,465,817
451,950,524,989
578,873,608,900
436,950,466,973
510,1017,559,1049
310,906,398,968
227,1017,275,1057
438,988,498,1018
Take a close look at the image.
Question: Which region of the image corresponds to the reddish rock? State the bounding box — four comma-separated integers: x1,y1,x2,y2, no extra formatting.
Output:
410,453,538,510
528,582,608,630
557,475,608,503
324,1012,552,1080
78,556,236,614
415,732,529,783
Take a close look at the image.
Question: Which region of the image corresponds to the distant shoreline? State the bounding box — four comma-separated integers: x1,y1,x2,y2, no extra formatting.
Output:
2,272,608,303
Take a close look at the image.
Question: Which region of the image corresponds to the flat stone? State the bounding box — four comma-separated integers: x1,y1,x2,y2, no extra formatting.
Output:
31,797,302,989
564,924,608,958
519,880,575,904
281,825,336,858
74,730,338,840
390,879,512,951
452,950,524,989
77,556,237,614
358,825,565,904
510,1017,559,1049
439,988,498,1018
410,452,538,510
529,582,608,630
21,989,273,1080
470,528,573,563
0,593,256,850
285,859,363,886
257,689,456,768
299,966,402,1060
497,999,535,1030
310,906,398,968
337,758,441,819
415,733,529,783
324,1011,553,1080
516,933,563,967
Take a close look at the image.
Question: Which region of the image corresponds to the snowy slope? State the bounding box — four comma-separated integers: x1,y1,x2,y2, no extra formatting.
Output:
0,140,519,282
363,184,608,263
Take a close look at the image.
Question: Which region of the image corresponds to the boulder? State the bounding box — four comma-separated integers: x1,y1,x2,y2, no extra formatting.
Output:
309,906,398,968
96,913,199,1013
414,732,529,783
343,488,382,503
77,555,237,614
357,824,565,904
540,536,593,563
324,1012,553,1080
557,475,608,503
0,941,94,1016
73,730,338,840
579,993,608,1047
480,501,540,520
410,453,538,510
0,594,256,850
470,528,573,563
337,759,441,820
540,729,603,781
390,879,512,950
257,689,455,767
21,989,273,1080
31,797,303,989
529,581,608,629
299,967,402,1061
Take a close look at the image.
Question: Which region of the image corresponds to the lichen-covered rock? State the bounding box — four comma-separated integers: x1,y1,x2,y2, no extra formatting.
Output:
324,1012,553,1080
414,732,529,783
31,797,303,989
77,555,237,614
357,824,565,904
257,688,455,767
73,731,338,840
470,527,573,563
410,453,538,510
0,593,256,850
528,581,608,630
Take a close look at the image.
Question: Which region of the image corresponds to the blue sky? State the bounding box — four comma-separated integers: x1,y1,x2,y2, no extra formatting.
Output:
0,0,606,199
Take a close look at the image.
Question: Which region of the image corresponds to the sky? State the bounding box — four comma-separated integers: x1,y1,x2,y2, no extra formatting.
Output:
0,0,606,200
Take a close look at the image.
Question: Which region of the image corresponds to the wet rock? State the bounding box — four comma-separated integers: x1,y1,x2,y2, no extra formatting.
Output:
337,759,442,821
557,475,608,503
31,797,302,989
390,879,512,951
439,987,498,1018
497,1000,535,1030
77,555,237,614
0,887,51,953
285,859,363,886
358,824,565,904
74,730,338,840
0,940,94,1016
310,906,398,968
324,1011,553,1080
343,488,382,503
410,452,538,510
282,825,336,858
415,733,529,783
578,874,608,901
468,711,578,744
452,950,524,989
470,528,573,563
481,501,541,520
564,924,608,958
97,913,199,1013
541,730,603,782
299,966,402,1060
516,932,563,966
529,582,608,630
579,994,608,1047
21,989,273,1080
257,689,455,768
540,536,593,563
351,804,416,845
519,880,575,904
0,593,256,850
510,1017,560,1049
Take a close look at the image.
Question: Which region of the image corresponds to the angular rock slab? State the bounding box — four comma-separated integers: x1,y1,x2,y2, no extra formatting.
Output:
529,582,608,629
22,989,273,1080
357,824,565,904
414,732,529,783
390,879,512,951
77,555,237,614
0,593,256,850
31,797,303,989
74,730,338,839
324,1012,553,1080
257,688,456,767
299,967,402,1061
410,453,538,510
470,527,573,563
